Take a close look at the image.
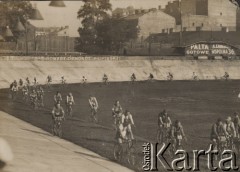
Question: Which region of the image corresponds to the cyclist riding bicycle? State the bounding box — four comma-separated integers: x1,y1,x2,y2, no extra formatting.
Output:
167,72,173,80
61,76,66,85
115,123,128,144
223,72,230,80
224,116,236,139
54,91,62,104
233,112,240,138
66,93,75,116
82,76,87,84
26,77,30,87
158,110,172,143
37,86,44,107
131,73,136,82
148,73,154,80
46,75,52,86
210,118,226,150
19,79,23,87
89,96,99,121
51,102,65,132
66,93,75,105
170,120,187,147
123,110,136,140
22,85,28,100
11,84,18,100
192,72,198,80
103,74,108,84
112,101,123,126
30,90,38,109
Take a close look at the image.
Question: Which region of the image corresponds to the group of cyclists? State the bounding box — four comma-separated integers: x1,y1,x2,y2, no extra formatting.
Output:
8,72,239,164
211,113,240,155
112,101,136,144
156,109,240,157
9,78,44,109
157,110,187,152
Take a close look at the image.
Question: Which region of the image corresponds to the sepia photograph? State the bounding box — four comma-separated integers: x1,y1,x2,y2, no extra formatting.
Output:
1,0,240,171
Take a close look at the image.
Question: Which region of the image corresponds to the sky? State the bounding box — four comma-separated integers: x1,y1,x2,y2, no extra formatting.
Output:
29,0,170,37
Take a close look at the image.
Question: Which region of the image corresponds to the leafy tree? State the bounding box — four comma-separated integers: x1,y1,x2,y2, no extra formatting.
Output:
77,0,112,54
0,1,33,29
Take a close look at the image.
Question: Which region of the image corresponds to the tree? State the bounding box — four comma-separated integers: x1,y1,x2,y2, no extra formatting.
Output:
76,0,112,54
96,18,139,54
0,1,34,40
0,1,33,29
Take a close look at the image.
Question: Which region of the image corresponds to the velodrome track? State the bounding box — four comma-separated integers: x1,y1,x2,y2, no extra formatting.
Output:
1,57,240,171
1,57,240,88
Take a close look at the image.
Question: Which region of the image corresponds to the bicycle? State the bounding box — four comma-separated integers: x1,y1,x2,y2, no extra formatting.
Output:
169,134,185,158
113,137,136,166
52,116,64,138
66,102,73,117
89,107,98,123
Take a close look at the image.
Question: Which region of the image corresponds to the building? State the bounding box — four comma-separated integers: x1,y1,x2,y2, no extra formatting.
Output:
181,0,237,31
123,10,176,41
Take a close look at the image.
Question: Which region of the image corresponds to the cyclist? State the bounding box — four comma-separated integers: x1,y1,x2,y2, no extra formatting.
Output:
210,118,226,150
66,93,75,116
82,76,87,84
112,101,123,126
19,79,23,88
123,110,136,140
158,110,172,143
51,102,65,134
170,120,187,148
11,83,18,100
233,112,240,138
13,80,17,87
223,72,230,80
33,77,37,85
192,72,198,80
26,77,30,88
22,85,29,101
30,89,38,109
224,116,236,139
46,75,52,86
148,73,154,80
61,76,66,85
131,73,136,82
115,122,128,144
54,91,62,104
37,86,44,107
167,72,173,81
103,74,108,84
88,96,99,122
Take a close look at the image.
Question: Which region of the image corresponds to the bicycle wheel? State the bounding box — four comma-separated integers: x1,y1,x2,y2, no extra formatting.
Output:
113,144,123,161
127,146,136,166
57,123,62,138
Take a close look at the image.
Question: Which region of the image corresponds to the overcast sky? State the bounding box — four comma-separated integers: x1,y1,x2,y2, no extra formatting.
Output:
30,0,170,37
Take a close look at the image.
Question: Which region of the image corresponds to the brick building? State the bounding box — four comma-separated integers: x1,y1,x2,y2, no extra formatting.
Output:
165,0,237,32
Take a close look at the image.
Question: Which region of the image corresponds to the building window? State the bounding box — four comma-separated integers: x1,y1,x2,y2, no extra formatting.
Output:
202,23,204,27
220,12,222,16
192,23,195,26
220,24,222,27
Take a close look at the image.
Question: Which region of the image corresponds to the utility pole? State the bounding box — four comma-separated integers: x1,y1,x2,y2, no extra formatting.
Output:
179,0,183,46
